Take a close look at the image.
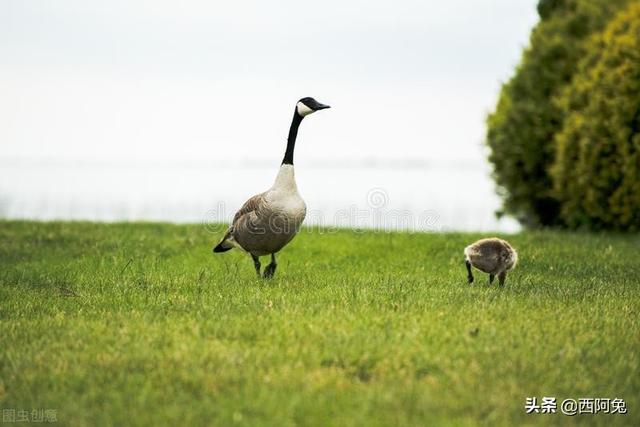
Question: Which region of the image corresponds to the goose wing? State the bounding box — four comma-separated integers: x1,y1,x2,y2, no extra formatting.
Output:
213,192,266,252
232,192,267,224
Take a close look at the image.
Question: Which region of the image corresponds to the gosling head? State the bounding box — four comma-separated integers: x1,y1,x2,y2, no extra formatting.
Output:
296,97,331,117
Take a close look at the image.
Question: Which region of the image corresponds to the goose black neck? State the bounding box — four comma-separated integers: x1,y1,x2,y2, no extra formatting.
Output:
282,111,303,165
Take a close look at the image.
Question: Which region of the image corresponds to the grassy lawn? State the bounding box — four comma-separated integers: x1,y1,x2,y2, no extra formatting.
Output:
0,221,638,426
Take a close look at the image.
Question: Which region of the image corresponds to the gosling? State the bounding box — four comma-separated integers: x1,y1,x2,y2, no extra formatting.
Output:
464,238,518,286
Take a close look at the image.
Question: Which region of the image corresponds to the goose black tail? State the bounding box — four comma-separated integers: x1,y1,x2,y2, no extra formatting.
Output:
213,242,232,253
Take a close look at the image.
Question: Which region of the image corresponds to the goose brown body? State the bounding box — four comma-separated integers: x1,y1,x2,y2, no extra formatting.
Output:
216,165,306,257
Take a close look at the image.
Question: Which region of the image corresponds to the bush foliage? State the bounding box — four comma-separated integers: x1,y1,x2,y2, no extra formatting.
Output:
486,0,629,228
552,3,640,231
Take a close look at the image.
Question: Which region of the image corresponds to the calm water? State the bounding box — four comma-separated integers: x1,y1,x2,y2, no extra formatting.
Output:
0,158,520,233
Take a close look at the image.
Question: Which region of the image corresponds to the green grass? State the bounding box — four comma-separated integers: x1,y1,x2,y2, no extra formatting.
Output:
0,221,638,426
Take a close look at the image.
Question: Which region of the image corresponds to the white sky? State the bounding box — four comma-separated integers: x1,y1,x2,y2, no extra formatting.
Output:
0,0,539,164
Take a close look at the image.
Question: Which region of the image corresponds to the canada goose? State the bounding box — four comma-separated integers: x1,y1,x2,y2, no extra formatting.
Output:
213,97,330,278
464,237,518,286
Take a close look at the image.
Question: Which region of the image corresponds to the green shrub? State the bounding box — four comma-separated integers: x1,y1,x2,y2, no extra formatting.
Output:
551,3,640,231
486,0,628,227
537,0,566,20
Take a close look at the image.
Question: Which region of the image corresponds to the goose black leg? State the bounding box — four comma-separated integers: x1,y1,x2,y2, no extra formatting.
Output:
466,260,474,284
251,254,261,278
489,274,495,285
263,253,277,279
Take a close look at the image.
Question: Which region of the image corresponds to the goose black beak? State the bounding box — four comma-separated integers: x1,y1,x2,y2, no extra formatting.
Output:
315,103,331,110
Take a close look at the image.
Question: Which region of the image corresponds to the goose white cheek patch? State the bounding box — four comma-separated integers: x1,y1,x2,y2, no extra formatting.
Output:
296,102,314,116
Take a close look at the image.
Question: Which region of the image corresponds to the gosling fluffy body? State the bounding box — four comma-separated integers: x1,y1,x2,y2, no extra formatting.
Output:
464,237,518,286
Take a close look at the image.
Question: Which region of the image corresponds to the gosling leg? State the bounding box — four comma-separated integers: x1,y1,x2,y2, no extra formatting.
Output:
498,271,507,287
466,260,474,284
251,254,261,278
489,274,495,285
263,253,277,279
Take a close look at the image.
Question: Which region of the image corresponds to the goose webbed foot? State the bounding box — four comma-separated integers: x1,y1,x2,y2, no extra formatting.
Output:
251,254,261,278
263,254,277,279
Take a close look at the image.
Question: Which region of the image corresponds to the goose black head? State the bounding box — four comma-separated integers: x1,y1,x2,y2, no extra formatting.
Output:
296,97,331,117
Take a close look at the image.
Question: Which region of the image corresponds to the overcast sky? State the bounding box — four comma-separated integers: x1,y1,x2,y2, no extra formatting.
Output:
1,0,539,164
